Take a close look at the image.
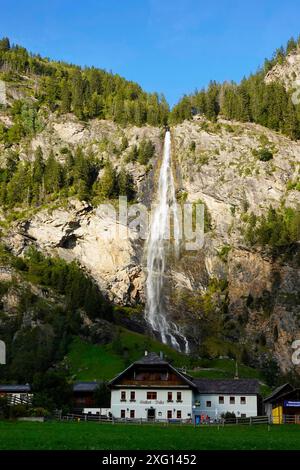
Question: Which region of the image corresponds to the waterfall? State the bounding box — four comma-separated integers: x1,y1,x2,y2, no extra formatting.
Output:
145,131,189,353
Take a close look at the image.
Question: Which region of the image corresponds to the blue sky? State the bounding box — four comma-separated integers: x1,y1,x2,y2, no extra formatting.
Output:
1,0,300,105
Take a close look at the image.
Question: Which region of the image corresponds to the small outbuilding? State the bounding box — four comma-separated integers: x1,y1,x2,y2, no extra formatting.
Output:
264,384,300,423
72,381,101,409
0,384,33,404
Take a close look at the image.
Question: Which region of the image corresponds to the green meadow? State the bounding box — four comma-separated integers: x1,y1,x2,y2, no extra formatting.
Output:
0,421,299,450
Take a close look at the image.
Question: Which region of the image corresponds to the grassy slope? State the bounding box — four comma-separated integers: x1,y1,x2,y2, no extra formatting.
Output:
66,328,270,395
0,421,299,450
67,328,190,381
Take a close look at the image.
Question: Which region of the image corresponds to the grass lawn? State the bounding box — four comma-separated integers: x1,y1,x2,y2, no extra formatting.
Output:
0,421,299,450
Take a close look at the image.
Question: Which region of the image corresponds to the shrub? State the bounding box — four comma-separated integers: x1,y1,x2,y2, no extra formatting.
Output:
30,407,50,417
9,404,29,418
221,411,236,420
257,148,273,161
189,141,196,152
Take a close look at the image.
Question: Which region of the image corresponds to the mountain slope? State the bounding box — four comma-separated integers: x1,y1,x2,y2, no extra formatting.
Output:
0,37,299,386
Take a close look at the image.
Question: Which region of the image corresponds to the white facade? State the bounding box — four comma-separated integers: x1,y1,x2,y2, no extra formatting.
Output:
111,388,193,420
109,353,259,422
193,393,257,419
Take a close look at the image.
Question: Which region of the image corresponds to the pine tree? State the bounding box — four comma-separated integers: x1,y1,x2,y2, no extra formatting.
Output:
88,92,103,118
286,37,297,55
0,37,10,51
32,146,45,202
205,82,220,121
138,139,155,165
125,145,139,163
60,79,72,114
284,100,299,140
44,151,63,194
71,70,85,119
6,162,31,206
117,167,135,200
98,161,117,199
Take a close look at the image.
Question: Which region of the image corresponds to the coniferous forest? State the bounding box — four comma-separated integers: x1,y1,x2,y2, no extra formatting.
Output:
2,35,300,140
0,37,169,126
169,37,300,140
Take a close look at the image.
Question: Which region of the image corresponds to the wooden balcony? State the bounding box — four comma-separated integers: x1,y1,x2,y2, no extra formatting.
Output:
115,379,189,388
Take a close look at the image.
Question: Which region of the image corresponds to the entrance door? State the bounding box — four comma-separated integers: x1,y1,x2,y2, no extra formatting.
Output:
147,408,156,421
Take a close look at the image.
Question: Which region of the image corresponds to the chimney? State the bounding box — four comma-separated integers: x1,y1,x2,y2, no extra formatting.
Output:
144,350,148,357
234,360,239,380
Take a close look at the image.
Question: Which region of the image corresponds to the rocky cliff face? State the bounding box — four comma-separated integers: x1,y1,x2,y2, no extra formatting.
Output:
6,199,145,306
3,113,299,373
168,117,300,372
265,48,300,89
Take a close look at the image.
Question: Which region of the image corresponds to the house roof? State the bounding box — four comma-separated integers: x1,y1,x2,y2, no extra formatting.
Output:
0,384,31,393
193,378,259,395
73,382,101,392
108,352,260,393
109,352,197,389
263,383,294,403
263,387,300,404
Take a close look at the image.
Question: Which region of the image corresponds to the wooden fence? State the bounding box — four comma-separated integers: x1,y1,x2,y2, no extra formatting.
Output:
56,411,270,426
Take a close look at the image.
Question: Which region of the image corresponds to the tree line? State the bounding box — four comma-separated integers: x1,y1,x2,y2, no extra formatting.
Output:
169,36,300,140
0,37,169,126
0,145,138,207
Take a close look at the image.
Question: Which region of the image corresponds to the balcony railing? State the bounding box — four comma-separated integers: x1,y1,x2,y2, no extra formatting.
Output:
117,380,188,386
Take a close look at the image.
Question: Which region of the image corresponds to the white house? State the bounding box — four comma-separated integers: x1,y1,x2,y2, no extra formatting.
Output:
109,352,196,421
109,352,260,422
192,378,259,421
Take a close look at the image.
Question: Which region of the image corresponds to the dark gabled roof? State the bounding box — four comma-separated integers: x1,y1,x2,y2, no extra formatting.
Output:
109,352,197,389
264,387,300,404
263,383,294,403
193,378,259,395
73,382,101,392
0,384,31,393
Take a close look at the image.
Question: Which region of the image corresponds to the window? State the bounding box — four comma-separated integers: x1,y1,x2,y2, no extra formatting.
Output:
167,410,172,419
240,396,246,405
121,410,126,418
177,410,182,419
147,391,157,400
219,396,224,404
167,392,173,402
177,392,182,402
206,401,212,407
241,413,246,418
230,396,235,404
130,410,135,418
130,391,135,401
121,391,126,401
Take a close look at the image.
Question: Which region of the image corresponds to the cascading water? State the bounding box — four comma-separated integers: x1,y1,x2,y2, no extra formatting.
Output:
145,131,189,353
